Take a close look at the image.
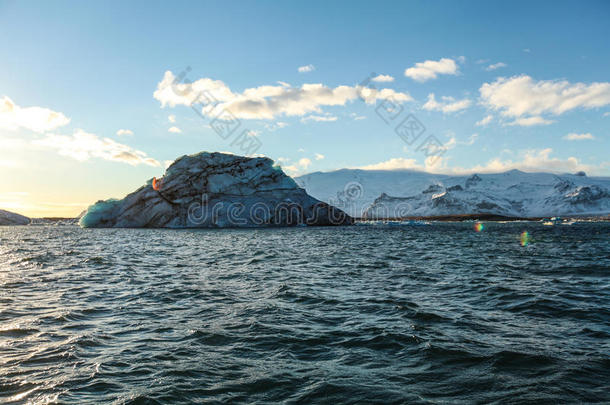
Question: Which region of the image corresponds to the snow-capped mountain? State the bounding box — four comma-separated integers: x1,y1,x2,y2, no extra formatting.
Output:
295,169,610,218
0,209,30,225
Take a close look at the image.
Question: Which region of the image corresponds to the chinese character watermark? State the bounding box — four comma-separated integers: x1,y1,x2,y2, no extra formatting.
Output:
358,72,447,166
162,66,262,156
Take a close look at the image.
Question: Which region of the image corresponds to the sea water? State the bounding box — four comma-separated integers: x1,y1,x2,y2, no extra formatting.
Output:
1,223,609,403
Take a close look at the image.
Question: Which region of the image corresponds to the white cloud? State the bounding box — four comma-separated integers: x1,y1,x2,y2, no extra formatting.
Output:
276,157,290,163
153,71,235,108
315,153,325,160
301,115,338,123
0,96,70,133
282,165,299,175
564,132,595,141
486,62,507,71
298,64,315,73
505,116,554,126
34,129,160,167
603,112,610,117
360,157,422,171
265,121,289,131
480,75,610,125
116,129,134,136
423,93,471,113
372,74,395,82
298,157,312,169
404,58,459,82
168,114,176,123
360,148,596,175
358,87,412,104
452,148,593,174
475,114,493,126
350,112,366,120
365,133,456,172
464,133,479,145
154,71,412,120
425,156,445,171
168,126,182,133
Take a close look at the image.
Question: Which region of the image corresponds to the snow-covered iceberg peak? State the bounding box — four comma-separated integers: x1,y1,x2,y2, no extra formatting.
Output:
80,152,353,228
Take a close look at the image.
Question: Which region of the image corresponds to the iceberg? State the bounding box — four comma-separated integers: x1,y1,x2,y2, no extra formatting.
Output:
0,209,30,226
80,152,353,228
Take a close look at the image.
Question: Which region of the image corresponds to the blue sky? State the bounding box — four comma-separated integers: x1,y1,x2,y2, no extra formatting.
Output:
1,0,609,216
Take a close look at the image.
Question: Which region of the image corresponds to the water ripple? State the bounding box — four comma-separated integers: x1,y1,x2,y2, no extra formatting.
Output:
0,223,608,403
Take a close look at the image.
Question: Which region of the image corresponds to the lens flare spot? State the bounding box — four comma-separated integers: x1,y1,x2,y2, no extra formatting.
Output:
520,231,530,247
474,222,484,232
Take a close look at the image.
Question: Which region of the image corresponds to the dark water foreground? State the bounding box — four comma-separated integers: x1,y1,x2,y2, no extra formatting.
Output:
0,223,608,404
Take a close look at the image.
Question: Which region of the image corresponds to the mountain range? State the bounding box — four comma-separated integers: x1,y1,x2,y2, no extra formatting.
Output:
295,169,610,218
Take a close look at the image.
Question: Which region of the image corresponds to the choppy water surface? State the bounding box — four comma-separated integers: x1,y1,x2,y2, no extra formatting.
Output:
1,223,609,404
